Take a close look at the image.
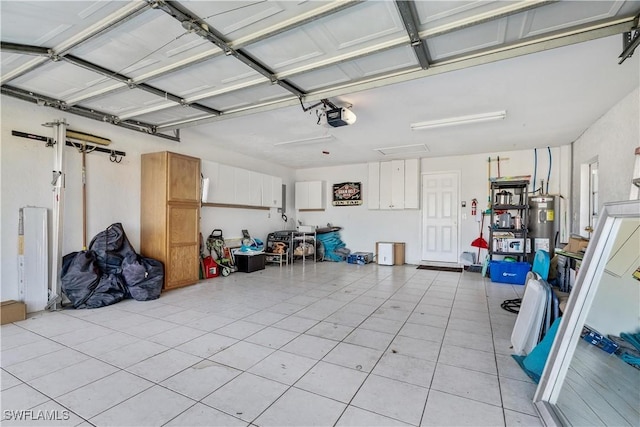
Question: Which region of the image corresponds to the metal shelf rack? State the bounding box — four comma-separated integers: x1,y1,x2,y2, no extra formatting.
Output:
489,180,530,261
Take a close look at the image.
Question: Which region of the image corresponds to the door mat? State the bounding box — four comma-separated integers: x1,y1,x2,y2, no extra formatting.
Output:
416,265,463,273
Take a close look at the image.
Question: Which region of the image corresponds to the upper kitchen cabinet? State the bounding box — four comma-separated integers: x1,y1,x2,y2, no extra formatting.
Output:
368,159,420,210
295,181,325,210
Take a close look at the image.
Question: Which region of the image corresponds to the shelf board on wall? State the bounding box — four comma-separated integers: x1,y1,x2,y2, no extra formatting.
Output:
202,202,269,211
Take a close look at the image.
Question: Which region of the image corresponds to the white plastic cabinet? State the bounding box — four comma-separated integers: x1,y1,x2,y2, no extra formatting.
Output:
369,159,420,210
404,158,420,209
380,160,404,209
261,174,282,208
214,163,236,204
234,168,251,206
249,171,264,206
295,181,325,210
368,162,380,209
270,176,283,208
201,160,282,208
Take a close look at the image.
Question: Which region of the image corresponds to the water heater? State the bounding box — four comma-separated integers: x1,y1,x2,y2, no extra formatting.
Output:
528,195,557,259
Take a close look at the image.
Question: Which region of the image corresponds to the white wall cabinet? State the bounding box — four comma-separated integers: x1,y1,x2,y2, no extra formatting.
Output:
213,163,236,204
368,159,419,210
268,176,283,208
234,168,251,206
250,172,265,206
404,158,420,209
202,160,283,209
295,181,325,210
368,162,380,209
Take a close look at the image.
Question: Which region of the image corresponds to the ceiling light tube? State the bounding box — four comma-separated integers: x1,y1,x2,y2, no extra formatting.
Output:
410,110,506,130
273,134,334,146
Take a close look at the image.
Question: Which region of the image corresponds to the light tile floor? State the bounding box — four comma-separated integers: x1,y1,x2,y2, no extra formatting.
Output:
1,262,543,426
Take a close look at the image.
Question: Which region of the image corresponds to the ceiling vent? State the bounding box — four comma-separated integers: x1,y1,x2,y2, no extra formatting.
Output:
375,144,429,156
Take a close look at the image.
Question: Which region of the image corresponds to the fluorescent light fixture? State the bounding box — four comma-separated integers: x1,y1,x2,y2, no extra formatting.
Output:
410,110,506,131
273,134,334,147
375,144,429,156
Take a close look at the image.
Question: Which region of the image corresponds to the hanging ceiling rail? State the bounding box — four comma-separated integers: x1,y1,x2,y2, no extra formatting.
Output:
395,0,431,70
0,42,221,117
57,0,554,120
0,42,50,57
42,0,552,113
155,15,637,132
2,85,180,142
619,14,640,63
1,1,150,85
60,54,221,116
58,0,359,107
151,0,306,98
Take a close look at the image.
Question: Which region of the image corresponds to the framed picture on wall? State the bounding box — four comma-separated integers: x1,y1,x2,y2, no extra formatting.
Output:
333,182,362,206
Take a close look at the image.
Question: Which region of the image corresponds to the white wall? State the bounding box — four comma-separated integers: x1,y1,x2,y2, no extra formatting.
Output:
586,218,640,336
572,87,640,336
0,96,295,301
571,87,640,234
295,146,571,265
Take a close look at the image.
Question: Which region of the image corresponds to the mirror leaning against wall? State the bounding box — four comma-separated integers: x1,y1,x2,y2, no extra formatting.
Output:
534,200,640,426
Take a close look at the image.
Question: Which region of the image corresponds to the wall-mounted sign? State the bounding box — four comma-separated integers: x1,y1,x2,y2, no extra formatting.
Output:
333,182,362,206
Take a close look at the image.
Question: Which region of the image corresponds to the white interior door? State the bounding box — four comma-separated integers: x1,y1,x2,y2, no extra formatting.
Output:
422,172,459,263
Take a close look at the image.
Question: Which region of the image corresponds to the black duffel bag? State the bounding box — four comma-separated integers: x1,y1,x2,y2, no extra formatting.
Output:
89,222,135,274
121,253,164,301
61,251,126,308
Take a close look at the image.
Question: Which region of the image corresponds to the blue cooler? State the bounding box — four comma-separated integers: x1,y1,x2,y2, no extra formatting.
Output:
490,261,531,285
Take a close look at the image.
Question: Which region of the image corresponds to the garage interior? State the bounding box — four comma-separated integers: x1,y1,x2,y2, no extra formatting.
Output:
1,1,640,426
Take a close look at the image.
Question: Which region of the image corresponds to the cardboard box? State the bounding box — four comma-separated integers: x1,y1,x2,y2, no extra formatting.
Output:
493,238,531,253
1,300,26,325
563,235,589,253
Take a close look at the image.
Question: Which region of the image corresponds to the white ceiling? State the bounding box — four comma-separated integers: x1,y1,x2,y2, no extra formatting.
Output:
1,1,639,169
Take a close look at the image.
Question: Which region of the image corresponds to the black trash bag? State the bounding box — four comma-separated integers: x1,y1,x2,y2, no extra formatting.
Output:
121,253,164,301
89,223,136,273
82,273,128,309
61,251,100,308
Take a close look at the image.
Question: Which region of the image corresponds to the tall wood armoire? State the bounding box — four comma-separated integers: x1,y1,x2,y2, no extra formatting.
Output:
141,151,201,290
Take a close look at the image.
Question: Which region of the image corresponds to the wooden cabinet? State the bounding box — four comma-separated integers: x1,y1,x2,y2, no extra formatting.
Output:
295,181,325,210
368,159,419,210
141,151,200,290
